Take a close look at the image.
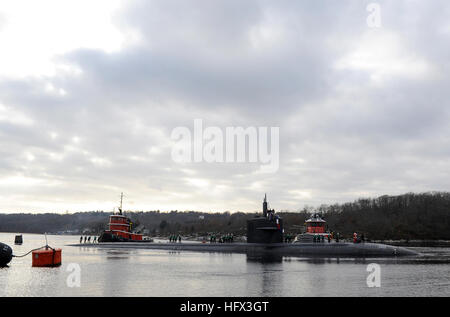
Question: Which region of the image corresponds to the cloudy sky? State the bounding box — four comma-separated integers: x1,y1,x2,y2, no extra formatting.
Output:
0,0,449,213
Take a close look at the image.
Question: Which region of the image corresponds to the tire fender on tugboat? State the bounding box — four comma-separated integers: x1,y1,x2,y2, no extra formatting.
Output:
0,242,13,266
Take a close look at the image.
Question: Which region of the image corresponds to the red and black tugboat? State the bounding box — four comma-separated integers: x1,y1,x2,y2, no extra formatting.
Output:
294,213,330,242
98,193,145,242
305,213,327,235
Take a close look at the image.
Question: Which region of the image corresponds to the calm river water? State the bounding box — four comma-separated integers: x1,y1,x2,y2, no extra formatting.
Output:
1,232,449,296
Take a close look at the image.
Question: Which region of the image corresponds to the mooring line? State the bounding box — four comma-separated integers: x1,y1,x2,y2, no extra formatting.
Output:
13,245,55,258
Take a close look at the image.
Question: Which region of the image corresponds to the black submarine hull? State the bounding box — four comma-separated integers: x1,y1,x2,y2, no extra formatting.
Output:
68,241,418,257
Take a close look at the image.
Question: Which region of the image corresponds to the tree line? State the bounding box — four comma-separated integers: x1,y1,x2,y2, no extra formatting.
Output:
0,192,449,240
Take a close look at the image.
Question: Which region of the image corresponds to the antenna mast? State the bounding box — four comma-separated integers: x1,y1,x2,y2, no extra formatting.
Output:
119,192,124,215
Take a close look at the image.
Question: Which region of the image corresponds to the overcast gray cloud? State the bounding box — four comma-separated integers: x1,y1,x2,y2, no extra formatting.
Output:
0,0,449,213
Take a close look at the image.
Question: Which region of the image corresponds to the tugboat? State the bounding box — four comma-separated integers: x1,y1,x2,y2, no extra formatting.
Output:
295,213,330,243
98,193,146,242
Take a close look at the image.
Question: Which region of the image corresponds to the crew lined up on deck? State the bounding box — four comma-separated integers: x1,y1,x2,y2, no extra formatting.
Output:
312,232,341,243
209,233,234,243
80,236,97,243
169,235,182,243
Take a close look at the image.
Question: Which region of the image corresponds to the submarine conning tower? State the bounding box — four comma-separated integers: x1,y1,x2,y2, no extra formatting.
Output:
247,194,283,243
263,193,268,217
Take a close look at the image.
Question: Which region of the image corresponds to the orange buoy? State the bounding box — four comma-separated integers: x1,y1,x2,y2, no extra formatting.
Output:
32,248,62,267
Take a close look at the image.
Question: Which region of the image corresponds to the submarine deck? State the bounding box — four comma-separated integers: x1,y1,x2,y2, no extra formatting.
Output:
67,241,418,257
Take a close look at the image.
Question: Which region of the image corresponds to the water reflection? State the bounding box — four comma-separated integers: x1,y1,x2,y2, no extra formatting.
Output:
106,250,131,260
1,233,449,297
290,257,371,264
246,252,282,263
102,249,133,296
305,258,327,265
245,252,284,296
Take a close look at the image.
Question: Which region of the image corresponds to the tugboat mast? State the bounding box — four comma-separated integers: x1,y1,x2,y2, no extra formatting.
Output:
119,192,124,215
